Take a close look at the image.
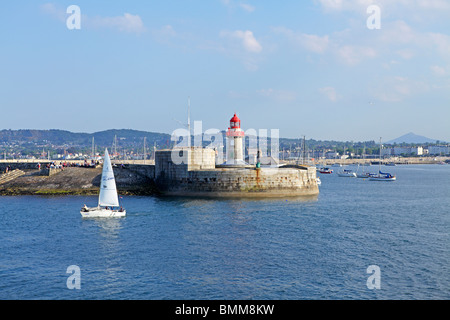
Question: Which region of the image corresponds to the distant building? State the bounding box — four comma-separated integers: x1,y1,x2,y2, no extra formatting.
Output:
391,146,423,156
325,151,339,159
381,148,392,157
427,146,450,155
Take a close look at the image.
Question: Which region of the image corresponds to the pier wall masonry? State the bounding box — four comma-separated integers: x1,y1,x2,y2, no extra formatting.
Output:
0,149,319,197
153,148,319,197
0,162,43,172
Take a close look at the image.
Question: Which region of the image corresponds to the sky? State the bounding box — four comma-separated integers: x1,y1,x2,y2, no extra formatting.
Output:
0,0,449,142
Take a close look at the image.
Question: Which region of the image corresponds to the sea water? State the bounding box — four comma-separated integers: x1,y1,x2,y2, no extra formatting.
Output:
0,165,449,300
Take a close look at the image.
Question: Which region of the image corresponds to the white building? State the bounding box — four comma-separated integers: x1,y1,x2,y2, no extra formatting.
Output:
392,146,423,156
427,146,450,155
325,151,339,159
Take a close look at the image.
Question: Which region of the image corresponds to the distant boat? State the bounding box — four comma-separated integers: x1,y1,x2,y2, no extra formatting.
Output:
80,148,126,218
369,171,397,181
338,147,356,177
357,172,377,179
316,177,321,186
385,162,396,166
319,167,333,174
369,138,396,182
356,146,374,178
337,169,357,177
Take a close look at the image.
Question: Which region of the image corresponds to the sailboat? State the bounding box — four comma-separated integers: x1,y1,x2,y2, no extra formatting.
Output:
80,148,126,218
357,146,375,178
369,138,396,181
337,147,356,177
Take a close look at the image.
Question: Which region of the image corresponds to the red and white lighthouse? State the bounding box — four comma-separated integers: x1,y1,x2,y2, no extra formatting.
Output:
225,113,245,165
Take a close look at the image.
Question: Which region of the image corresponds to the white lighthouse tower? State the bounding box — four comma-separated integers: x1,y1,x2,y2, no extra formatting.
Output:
225,113,246,165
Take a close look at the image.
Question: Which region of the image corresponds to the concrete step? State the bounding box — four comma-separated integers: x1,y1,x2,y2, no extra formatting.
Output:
0,169,26,185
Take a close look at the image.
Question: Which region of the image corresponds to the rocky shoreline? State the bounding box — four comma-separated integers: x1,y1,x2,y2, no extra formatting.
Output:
0,166,158,196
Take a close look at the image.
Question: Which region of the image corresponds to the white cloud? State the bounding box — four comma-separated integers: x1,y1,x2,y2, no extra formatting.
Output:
376,21,450,61
372,76,429,102
221,0,256,13
396,49,414,60
273,26,376,65
89,13,145,33
300,34,330,54
272,27,329,54
151,25,176,40
431,65,446,76
319,87,339,102
41,3,145,34
239,3,256,12
428,33,450,58
221,30,262,53
41,3,66,22
337,45,376,65
416,0,450,10
316,0,344,11
377,20,416,45
257,88,297,101
315,0,450,29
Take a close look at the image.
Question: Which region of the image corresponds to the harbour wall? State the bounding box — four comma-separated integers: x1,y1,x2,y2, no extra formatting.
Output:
0,148,319,197
155,166,319,197
153,149,319,197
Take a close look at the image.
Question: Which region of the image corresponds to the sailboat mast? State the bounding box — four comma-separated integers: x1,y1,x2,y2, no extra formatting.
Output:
188,96,191,148
379,137,382,173
143,137,146,164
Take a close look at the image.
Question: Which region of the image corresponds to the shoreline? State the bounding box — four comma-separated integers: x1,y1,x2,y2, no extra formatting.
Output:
0,160,447,197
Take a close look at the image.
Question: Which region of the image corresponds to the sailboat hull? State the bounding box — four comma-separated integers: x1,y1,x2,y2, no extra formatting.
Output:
369,176,396,181
81,207,126,218
337,173,356,177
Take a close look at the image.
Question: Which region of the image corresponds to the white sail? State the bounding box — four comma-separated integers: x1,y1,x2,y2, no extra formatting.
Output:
98,148,119,207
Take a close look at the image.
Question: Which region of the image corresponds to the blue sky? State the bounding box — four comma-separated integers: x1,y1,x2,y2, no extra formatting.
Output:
1,0,449,141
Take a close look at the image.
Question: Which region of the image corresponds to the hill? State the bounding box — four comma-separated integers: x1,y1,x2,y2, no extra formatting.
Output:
386,132,441,144
0,129,173,150
0,128,379,157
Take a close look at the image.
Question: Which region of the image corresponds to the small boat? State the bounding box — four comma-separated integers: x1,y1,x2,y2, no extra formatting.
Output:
369,138,396,182
337,169,357,177
369,171,396,181
385,162,396,166
81,148,126,218
337,147,356,177
355,161,375,179
356,172,376,179
319,167,333,174
316,177,321,186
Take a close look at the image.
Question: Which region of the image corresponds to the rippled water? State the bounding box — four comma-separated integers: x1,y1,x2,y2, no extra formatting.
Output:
0,164,449,300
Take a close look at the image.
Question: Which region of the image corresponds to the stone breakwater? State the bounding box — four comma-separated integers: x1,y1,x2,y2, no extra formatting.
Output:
0,148,319,197
149,149,318,197
0,165,156,196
